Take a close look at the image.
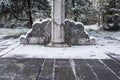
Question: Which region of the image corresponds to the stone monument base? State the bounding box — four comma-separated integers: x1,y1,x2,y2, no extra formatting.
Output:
47,42,69,47
20,18,96,46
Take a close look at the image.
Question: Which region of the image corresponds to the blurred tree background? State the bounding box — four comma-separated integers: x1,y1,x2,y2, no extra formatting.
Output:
0,0,51,28
65,0,98,25
99,0,120,30
0,0,119,29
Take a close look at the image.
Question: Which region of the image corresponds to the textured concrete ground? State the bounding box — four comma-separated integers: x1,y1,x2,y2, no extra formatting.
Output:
0,58,120,80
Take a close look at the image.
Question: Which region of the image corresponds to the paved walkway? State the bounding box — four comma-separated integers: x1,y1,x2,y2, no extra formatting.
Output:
0,58,120,80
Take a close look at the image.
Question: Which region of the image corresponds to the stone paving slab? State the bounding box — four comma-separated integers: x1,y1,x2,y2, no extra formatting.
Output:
55,59,71,67
0,58,120,80
55,67,75,80
102,59,120,77
14,58,44,80
74,59,98,80
38,59,54,80
92,67,119,80
86,59,105,67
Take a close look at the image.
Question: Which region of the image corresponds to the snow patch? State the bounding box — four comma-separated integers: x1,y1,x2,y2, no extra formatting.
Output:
2,45,110,59
32,18,51,26
84,24,101,31
0,38,20,56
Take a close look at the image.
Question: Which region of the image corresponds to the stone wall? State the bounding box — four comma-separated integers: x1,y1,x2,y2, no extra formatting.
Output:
20,18,96,46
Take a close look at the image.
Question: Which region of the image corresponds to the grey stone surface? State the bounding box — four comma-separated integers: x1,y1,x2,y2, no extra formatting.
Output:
102,59,120,77
87,59,120,80
92,67,119,80
55,59,71,67
65,20,91,45
0,58,120,80
14,58,44,80
74,59,98,80
20,19,96,45
55,67,75,80
38,59,54,80
86,59,105,67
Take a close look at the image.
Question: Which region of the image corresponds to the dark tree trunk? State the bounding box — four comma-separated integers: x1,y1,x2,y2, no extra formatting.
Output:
74,17,77,22
27,0,33,28
72,0,77,22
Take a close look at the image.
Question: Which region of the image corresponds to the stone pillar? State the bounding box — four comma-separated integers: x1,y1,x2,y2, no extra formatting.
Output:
51,0,65,44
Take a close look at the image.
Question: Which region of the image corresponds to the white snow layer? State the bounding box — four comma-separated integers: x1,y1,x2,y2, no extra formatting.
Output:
2,45,110,59
84,24,101,31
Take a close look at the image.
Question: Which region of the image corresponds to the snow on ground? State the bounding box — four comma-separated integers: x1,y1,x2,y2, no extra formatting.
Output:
2,45,110,59
84,24,101,31
0,38,20,56
0,28,29,56
0,25,120,59
0,28,29,36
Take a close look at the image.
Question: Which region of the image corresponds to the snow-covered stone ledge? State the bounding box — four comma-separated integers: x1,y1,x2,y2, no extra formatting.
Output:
20,18,96,46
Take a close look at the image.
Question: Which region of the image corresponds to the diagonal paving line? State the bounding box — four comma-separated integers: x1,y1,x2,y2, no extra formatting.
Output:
36,58,46,80
99,59,120,80
69,59,80,80
37,59,55,80
107,54,120,65
84,59,100,80
0,44,21,57
52,59,56,80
